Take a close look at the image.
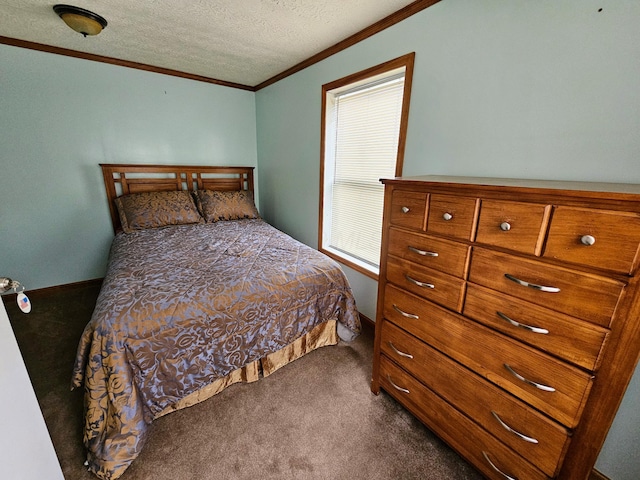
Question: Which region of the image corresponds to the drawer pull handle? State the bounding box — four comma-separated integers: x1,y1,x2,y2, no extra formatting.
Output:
392,304,419,319
388,342,414,359
581,235,596,246
443,212,453,221
405,274,435,289
497,311,549,335
482,451,518,480
491,411,539,444
387,375,410,394
504,273,561,293
500,222,511,231
504,363,556,392
408,246,439,257
401,206,410,213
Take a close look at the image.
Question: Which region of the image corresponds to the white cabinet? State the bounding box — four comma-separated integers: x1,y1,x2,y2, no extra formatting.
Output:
0,299,64,480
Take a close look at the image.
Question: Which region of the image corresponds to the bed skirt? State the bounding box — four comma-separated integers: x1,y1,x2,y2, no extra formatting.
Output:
155,319,338,419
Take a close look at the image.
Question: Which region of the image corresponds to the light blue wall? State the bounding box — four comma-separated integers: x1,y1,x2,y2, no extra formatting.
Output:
598,364,640,479
0,44,257,290
255,1,640,478
1,1,639,477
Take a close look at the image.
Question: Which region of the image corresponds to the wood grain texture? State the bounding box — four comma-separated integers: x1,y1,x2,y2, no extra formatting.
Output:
387,227,470,278
381,320,570,477
100,164,255,234
475,199,551,256
386,257,466,312
464,283,608,371
469,247,624,327
544,206,640,275
383,285,593,428
372,178,640,480
427,194,479,241
379,356,550,480
389,190,428,230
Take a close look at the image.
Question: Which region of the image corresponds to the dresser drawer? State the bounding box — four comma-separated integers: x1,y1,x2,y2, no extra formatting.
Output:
379,356,550,480
389,190,427,230
387,227,470,278
376,177,640,480
383,284,593,427
469,247,625,328
475,199,551,256
544,206,640,275
381,321,570,477
427,194,478,240
464,283,608,371
386,256,466,312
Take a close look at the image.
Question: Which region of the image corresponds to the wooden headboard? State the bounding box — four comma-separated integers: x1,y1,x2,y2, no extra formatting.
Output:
100,163,255,234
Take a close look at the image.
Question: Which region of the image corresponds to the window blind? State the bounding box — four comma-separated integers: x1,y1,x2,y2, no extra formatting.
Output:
328,76,405,267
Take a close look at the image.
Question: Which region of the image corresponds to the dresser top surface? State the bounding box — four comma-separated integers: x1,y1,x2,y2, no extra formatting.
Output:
382,175,640,197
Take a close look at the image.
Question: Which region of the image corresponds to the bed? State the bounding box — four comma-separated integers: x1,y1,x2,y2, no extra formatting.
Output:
71,164,361,479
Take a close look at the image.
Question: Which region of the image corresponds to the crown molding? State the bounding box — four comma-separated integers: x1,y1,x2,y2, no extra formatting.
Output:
0,35,255,91
255,0,441,90
1,0,442,92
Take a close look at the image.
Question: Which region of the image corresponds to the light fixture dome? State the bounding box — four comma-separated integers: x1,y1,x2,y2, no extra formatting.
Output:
53,4,108,37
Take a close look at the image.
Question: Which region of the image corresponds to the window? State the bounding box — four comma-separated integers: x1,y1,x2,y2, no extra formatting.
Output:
319,53,414,278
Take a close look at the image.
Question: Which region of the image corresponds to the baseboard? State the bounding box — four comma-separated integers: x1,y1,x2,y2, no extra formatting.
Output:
589,468,610,480
358,312,375,329
1,278,103,305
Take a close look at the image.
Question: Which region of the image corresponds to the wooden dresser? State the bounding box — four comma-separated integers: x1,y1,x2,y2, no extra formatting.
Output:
371,176,640,480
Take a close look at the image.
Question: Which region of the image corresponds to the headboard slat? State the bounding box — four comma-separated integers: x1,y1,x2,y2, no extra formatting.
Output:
100,164,255,234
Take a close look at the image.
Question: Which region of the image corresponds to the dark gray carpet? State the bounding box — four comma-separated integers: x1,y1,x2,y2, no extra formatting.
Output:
5,282,481,480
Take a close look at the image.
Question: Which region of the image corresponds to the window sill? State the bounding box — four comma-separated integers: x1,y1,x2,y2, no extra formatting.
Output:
319,246,379,281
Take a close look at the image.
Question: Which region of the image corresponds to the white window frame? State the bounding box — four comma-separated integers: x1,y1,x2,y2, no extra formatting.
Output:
319,53,415,279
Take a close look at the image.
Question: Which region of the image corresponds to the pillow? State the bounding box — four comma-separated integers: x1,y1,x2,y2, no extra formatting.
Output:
195,190,260,222
115,190,203,233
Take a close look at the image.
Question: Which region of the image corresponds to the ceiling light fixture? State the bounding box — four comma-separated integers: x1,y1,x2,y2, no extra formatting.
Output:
53,4,108,37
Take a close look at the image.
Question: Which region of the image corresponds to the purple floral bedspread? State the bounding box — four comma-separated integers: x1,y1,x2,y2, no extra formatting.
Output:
71,219,360,479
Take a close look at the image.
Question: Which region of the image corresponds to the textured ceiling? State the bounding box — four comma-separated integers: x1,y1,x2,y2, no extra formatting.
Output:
0,0,420,88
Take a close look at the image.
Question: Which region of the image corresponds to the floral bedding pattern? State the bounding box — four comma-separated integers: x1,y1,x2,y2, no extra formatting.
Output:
115,190,203,232
195,189,261,222
71,219,360,479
